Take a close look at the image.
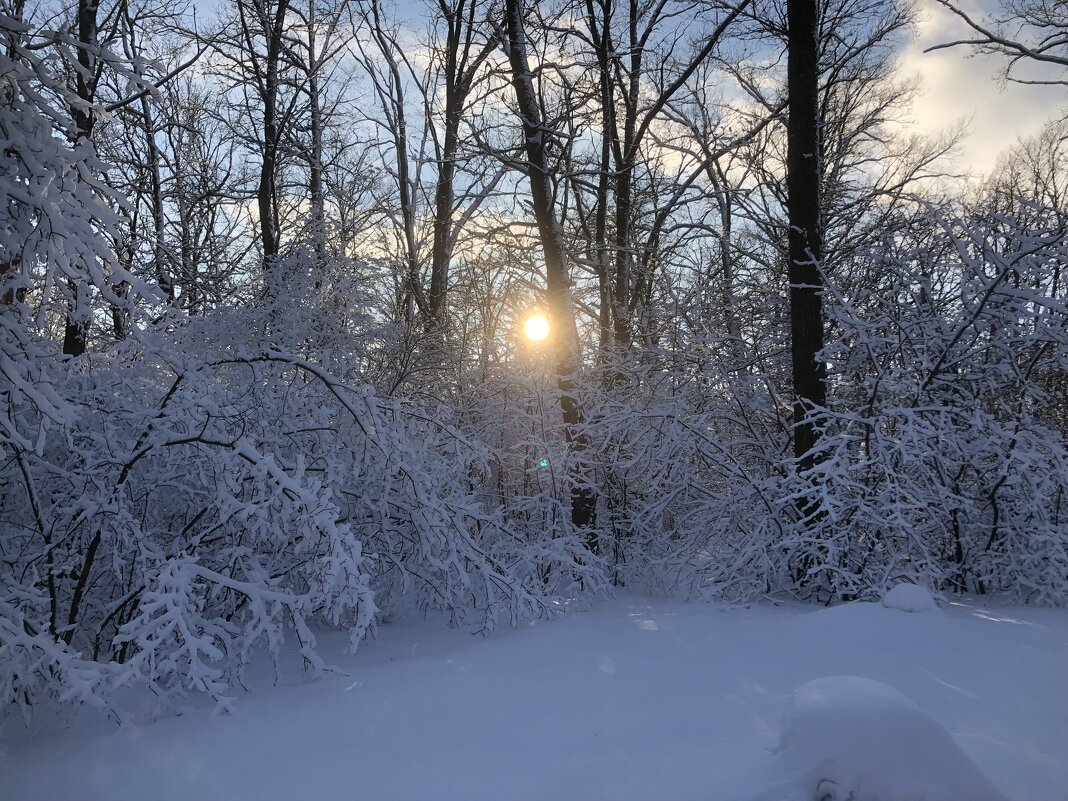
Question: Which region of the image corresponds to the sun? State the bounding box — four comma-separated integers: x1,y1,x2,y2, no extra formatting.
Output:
523,313,551,342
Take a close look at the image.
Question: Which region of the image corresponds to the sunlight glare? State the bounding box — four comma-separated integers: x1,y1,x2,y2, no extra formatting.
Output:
523,314,550,342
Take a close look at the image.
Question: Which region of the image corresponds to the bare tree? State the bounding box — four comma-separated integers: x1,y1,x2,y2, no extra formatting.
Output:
282,0,357,258
212,0,295,266
427,0,500,322
352,0,430,319
502,0,597,546
571,0,752,350
351,0,503,328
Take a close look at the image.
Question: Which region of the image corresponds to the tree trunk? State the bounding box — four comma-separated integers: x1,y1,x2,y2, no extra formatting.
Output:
63,0,100,356
428,12,461,322
242,0,290,266
118,2,171,301
429,108,458,321
258,55,280,264
307,0,326,258
365,0,427,318
582,0,616,359
429,0,499,324
142,92,171,299
787,0,826,472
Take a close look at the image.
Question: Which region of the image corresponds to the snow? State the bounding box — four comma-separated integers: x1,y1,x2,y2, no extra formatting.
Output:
758,675,1007,801
882,582,938,613
3,597,1066,801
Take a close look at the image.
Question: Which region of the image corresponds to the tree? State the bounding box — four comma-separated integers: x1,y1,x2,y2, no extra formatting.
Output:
349,0,503,329
426,0,500,322
502,0,597,548
571,0,752,351
786,0,826,473
212,0,294,266
63,0,106,355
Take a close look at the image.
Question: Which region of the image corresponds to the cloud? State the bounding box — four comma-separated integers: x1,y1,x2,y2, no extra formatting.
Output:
896,0,1064,176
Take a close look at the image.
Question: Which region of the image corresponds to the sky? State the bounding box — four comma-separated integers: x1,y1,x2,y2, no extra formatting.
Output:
381,0,1061,177
898,0,1064,176
190,0,1062,178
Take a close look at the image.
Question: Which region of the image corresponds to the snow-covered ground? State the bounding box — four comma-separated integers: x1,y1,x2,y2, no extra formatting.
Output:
3,596,1066,801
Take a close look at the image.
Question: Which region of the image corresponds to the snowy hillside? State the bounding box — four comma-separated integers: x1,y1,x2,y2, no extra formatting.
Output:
4,596,1065,801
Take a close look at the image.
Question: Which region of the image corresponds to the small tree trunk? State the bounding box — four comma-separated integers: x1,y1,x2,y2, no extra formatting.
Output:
581,0,615,359
610,0,642,350
307,0,327,259
245,0,290,266
429,113,458,321
429,0,499,324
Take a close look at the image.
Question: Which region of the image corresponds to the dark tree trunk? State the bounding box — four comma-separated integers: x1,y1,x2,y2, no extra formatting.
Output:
610,0,641,350
117,1,171,301
73,0,99,141
365,0,427,318
258,38,281,264
142,94,171,299
786,0,826,472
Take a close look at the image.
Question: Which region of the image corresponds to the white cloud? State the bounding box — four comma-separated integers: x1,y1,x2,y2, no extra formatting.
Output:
897,0,1064,176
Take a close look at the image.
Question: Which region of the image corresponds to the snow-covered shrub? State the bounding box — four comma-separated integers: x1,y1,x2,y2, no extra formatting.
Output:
440,360,616,601
537,342,793,600
773,202,1068,603
3,251,602,720
566,200,1068,606
0,42,607,708
2,332,376,719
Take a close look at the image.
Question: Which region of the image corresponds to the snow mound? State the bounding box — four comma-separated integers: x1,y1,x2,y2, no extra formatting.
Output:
765,676,1007,801
882,582,937,612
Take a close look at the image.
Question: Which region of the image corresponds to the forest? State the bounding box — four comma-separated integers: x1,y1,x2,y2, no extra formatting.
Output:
2,0,1067,726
